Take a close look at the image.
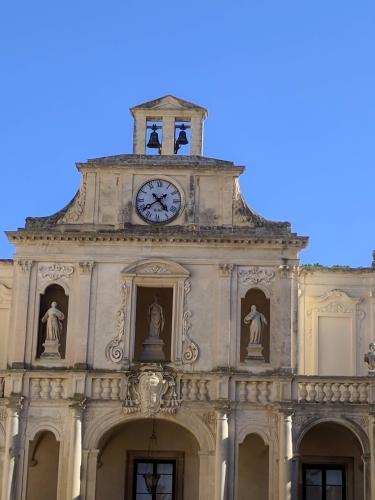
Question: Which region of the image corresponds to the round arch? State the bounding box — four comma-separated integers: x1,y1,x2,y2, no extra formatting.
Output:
237,424,271,446
26,422,62,443
296,416,369,455
85,409,215,453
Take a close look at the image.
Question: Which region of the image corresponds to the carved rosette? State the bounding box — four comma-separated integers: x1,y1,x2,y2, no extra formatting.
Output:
58,178,86,224
238,266,275,286
39,263,74,281
105,282,129,363
123,368,180,417
181,279,199,364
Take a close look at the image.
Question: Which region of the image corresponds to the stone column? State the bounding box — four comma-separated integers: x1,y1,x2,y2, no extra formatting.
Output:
67,399,85,500
198,451,214,500
81,449,99,500
190,115,203,155
278,410,293,500
74,262,95,368
1,397,24,500
215,404,230,500
133,114,146,154
10,260,33,367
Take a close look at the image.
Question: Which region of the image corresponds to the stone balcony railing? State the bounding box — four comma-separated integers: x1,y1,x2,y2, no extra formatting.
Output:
0,371,374,405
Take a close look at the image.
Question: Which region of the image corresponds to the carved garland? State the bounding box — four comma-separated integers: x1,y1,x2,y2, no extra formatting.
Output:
181,279,199,364
39,264,74,281
238,266,275,285
105,282,129,363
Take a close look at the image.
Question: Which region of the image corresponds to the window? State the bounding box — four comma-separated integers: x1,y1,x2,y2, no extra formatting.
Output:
133,459,176,500
303,464,346,500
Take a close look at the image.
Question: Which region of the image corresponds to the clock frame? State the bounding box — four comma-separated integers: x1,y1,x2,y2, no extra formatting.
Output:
134,178,183,224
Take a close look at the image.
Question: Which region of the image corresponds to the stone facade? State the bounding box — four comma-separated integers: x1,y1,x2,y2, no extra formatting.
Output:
0,96,374,500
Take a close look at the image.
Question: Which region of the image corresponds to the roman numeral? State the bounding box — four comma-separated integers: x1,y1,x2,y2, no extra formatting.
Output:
157,180,163,187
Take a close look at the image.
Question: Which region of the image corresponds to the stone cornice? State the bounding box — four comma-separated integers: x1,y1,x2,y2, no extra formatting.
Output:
6,228,308,249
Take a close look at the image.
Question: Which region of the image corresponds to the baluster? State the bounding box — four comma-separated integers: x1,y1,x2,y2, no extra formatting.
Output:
258,381,269,404
50,378,62,399
102,379,111,399
31,378,41,399
40,379,50,399
331,383,340,402
351,383,359,403
359,383,368,403
190,379,198,401
238,381,247,402
198,380,207,401
248,381,258,403
181,378,189,400
307,383,317,402
316,383,324,402
323,383,333,402
111,379,120,400
92,378,102,399
341,383,350,402
299,382,308,402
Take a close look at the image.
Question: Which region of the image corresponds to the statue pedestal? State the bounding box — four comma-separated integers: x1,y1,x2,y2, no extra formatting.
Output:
246,343,264,361
140,337,165,362
41,339,61,359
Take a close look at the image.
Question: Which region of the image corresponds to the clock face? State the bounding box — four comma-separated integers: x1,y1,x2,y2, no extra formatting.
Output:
135,179,182,224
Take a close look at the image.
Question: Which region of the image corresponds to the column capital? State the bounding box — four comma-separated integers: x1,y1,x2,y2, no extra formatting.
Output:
214,400,231,418
78,261,95,274
218,264,234,277
69,397,87,416
6,395,24,415
17,259,33,273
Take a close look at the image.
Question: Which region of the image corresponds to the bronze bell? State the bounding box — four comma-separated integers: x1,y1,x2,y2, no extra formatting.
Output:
174,124,189,153
147,124,161,151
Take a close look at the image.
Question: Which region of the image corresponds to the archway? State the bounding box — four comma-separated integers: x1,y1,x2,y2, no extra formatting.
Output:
298,421,365,500
25,431,59,500
95,418,200,500
237,433,269,500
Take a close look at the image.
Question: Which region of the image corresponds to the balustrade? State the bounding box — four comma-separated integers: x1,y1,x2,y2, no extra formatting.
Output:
297,378,370,404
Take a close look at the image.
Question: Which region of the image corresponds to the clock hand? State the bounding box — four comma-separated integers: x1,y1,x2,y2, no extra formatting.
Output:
152,193,168,211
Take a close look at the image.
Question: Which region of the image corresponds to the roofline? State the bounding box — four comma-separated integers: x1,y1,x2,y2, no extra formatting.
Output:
130,95,208,116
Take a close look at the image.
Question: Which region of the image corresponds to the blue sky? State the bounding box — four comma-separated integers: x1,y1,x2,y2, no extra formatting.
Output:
1,1,374,266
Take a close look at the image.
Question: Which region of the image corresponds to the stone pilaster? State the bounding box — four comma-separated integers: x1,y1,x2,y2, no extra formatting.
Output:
81,448,99,500
10,261,33,367
73,262,95,367
161,116,175,155
216,264,233,368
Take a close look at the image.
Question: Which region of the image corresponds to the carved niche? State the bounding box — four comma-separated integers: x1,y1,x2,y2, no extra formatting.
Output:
240,288,270,363
105,259,199,365
37,284,69,359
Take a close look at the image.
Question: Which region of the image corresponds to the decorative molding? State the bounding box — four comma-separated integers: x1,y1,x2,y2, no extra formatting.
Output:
58,178,86,224
314,289,363,305
78,261,95,274
181,279,199,364
0,282,12,305
122,259,189,278
238,266,275,286
123,368,180,417
17,260,33,273
105,282,129,363
307,289,365,320
218,264,234,277
39,263,74,281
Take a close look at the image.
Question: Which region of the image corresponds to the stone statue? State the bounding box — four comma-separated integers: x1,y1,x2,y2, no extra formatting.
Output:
244,305,267,344
364,342,375,374
147,296,165,338
40,301,64,359
244,305,267,360
141,296,166,362
41,301,64,341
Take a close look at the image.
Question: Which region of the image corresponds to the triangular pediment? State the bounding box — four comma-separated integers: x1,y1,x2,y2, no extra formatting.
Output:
130,95,207,115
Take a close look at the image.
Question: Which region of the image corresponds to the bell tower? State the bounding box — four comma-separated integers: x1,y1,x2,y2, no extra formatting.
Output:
130,95,208,156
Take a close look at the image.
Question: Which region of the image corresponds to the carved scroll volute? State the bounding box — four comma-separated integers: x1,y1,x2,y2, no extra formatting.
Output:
105,280,131,364
181,278,199,364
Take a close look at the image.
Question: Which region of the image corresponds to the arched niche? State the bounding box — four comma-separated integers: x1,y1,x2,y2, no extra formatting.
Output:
237,433,269,500
26,431,60,500
37,284,68,359
241,288,270,362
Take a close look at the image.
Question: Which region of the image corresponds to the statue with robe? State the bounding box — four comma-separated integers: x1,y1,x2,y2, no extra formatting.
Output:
147,296,165,338
244,305,267,345
41,301,64,342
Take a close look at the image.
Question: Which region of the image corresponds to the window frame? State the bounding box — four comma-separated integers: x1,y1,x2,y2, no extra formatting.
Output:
303,463,346,500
